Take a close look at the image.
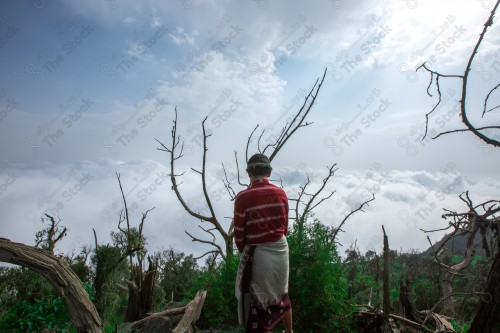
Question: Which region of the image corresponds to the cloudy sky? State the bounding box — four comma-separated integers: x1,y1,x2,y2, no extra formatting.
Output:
0,0,499,259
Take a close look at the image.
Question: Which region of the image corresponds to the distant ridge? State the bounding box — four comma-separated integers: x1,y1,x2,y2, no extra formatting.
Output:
422,229,497,258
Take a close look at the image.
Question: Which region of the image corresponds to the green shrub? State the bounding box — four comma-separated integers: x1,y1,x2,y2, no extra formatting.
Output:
186,254,240,329
14,294,73,332
287,217,355,332
451,319,470,333
0,281,94,333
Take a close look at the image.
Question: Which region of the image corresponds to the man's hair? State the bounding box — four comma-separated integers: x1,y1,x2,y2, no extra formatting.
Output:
246,153,272,177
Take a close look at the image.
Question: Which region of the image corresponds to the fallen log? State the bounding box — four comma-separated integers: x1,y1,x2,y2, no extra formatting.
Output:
357,308,455,333
173,290,206,333
131,306,186,329
126,290,206,333
358,310,434,333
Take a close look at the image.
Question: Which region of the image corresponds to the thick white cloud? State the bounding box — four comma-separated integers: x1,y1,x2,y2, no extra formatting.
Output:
1,160,497,259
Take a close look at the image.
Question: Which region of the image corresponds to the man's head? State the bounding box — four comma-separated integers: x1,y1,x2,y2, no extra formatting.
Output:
246,153,272,177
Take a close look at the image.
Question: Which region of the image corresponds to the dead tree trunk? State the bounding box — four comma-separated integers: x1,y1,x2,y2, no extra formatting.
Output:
399,276,425,324
124,256,159,322
0,238,103,333
382,226,391,333
442,225,477,317
440,273,455,316
469,248,500,333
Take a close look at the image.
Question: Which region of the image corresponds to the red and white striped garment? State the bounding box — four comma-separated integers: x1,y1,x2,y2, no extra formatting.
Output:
233,178,288,253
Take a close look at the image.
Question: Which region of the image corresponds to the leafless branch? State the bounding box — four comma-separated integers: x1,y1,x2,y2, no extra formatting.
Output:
246,68,328,161
423,292,487,325
139,207,155,240
234,151,246,187
357,310,434,333
245,125,259,163
93,228,98,249
193,250,219,261
431,126,500,139
483,83,500,117
35,214,67,254
331,194,376,241
301,164,338,217
293,164,339,223
417,1,500,147
420,224,453,233
221,163,236,201
156,109,230,255
116,172,131,232
185,225,225,260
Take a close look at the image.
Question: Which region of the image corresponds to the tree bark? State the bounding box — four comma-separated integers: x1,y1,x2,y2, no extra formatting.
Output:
0,238,103,333
124,256,159,322
382,226,391,333
441,226,477,317
172,290,206,333
399,276,425,324
441,273,455,317
469,248,500,333
129,290,206,333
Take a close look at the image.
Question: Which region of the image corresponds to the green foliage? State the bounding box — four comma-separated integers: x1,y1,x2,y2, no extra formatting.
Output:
0,266,54,331
351,271,381,305
0,279,94,333
287,217,355,333
451,319,470,333
91,244,128,319
186,253,240,329
0,267,52,305
13,294,73,332
343,248,382,307
111,226,147,260
159,248,199,303
412,277,436,310
451,254,462,264
66,247,92,282
390,287,399,301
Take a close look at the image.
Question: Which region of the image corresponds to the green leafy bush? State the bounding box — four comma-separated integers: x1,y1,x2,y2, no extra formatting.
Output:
14,294,73,332
186,254,240,329
0,281,94,333
451,319,470,333
287,217,355,332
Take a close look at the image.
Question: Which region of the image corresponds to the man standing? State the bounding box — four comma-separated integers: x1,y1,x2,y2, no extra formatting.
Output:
234,153,293,333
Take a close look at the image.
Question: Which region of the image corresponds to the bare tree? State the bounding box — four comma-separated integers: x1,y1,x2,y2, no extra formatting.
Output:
157,69,375,259
417,0,500,147
92,173,157,322
113,173,158,322
34,213,68,254
156,111,231,260
422,191,499,324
